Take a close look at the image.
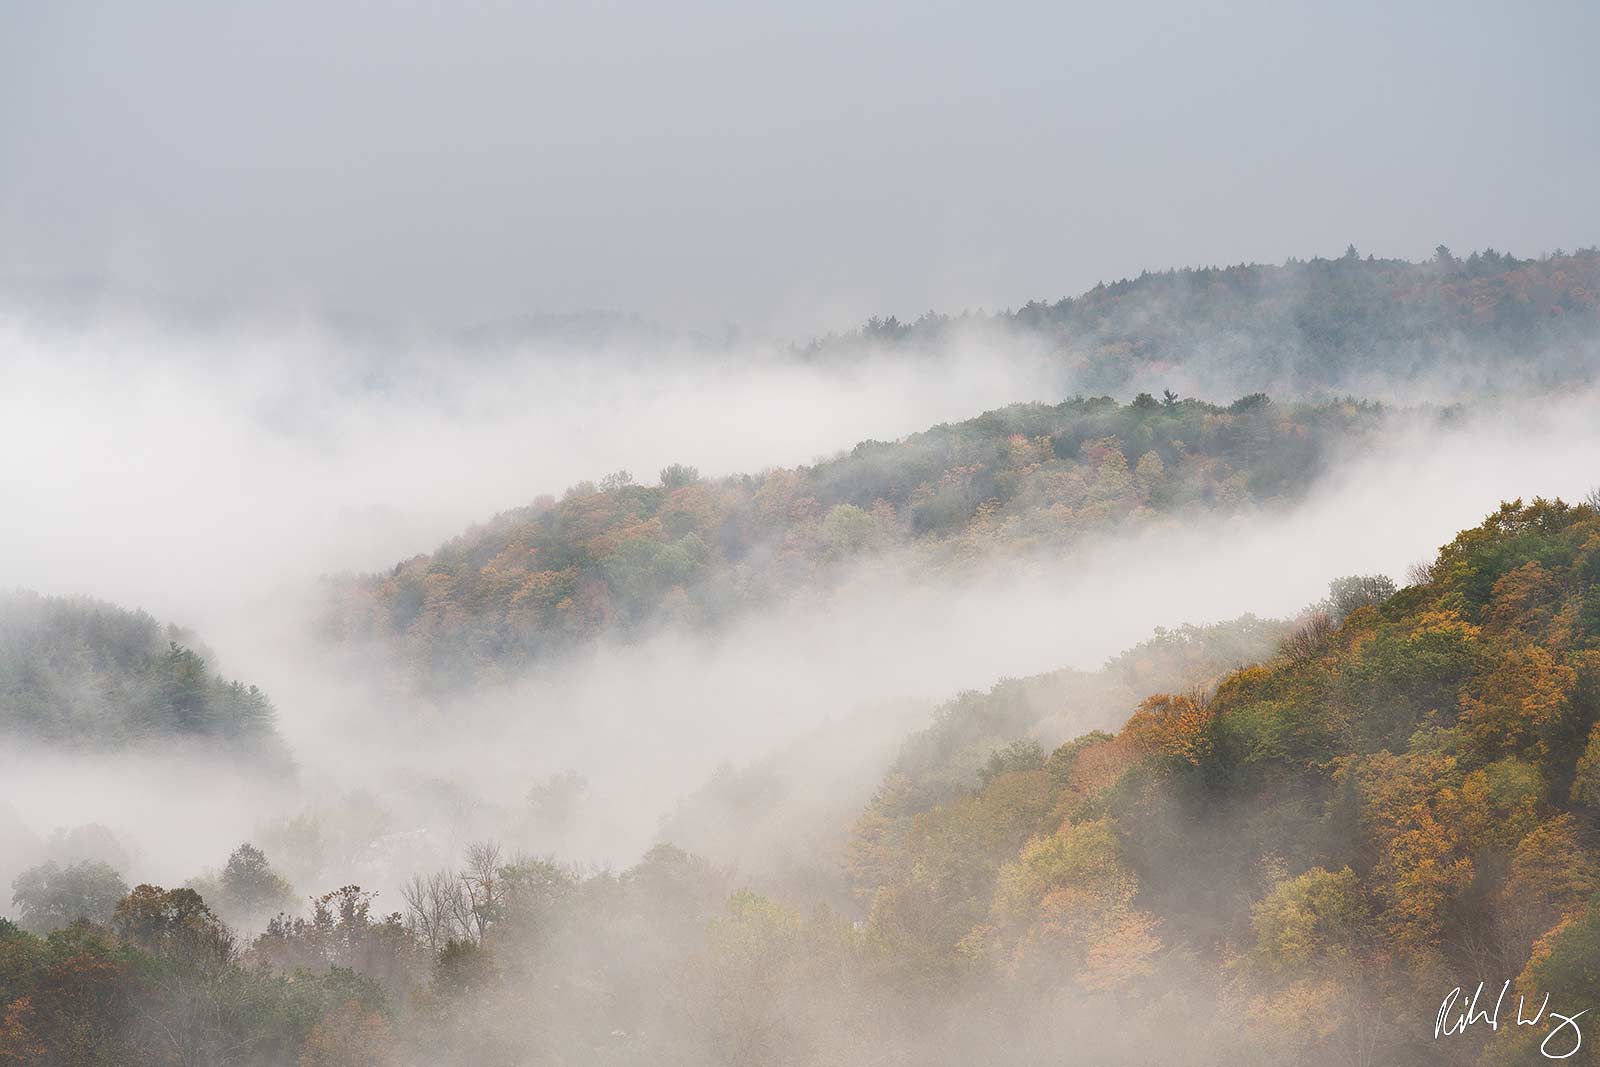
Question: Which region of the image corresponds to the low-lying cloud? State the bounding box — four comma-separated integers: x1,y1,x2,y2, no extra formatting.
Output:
2,312,1599,915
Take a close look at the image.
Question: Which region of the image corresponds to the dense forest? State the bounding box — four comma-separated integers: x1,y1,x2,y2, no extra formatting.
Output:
327,394,1387,689
814,248,1600,396
0,591,285,760
7,498,1600,1064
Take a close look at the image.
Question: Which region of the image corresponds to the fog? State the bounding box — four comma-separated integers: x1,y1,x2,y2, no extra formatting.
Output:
0,311,1064,632
3,309,1599,912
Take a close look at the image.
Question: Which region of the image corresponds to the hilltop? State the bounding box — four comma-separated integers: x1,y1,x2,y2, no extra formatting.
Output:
0,591,287,763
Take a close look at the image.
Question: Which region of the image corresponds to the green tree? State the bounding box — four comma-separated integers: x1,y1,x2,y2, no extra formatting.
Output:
1322,574,1396,623
660,463,700,489
822,503,877,558
11,861,128,934
220,843,295,918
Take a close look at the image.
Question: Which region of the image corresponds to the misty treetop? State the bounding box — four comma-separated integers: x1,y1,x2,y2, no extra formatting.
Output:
811,247,1600,395
0,590,286,759
327,393,1385,689
9,861,128,936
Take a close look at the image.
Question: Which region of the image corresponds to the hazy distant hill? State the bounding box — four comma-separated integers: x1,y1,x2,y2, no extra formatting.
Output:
814,247,1600,396
0,590,286,761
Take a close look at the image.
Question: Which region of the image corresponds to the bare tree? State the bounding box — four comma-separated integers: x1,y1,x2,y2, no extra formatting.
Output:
1585,484,1600,511
400,870,472,952
461,840,505,942
1280,610,1335,665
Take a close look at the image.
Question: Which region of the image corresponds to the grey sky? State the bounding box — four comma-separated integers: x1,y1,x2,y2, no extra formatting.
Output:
3,0,1596,338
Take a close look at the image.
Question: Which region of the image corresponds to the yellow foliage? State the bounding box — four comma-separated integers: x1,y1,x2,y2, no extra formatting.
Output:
1485,561,1561,637
1123,693,1213,765
985,817,1158,990
1248,866,1365,975
1379,805,1474,947
1407,609,1482,642
1459,645,1575,760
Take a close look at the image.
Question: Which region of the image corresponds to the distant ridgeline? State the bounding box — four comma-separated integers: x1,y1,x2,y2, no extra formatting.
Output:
811,247,1600,393
0,591,285,759
325,394,1385,689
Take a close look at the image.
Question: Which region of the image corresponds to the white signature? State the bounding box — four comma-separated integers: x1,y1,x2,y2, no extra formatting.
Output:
1436,981,1589,1060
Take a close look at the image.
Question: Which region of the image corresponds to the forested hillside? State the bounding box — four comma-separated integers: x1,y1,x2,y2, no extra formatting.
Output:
818,247,1600,395
0,591,285,760
327,394,1383,689
9,498,1599,1065
837,496,1600,1064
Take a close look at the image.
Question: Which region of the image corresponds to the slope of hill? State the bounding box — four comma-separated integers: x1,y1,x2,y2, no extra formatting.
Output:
662,614,1286,906
0,590,286,761
326,393,1384,689
840,496,1600,1063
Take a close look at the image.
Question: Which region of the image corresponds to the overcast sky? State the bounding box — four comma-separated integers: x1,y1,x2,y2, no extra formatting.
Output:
3,0,1596,338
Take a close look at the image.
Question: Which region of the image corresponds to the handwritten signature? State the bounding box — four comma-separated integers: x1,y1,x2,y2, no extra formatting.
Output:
1436,980,1588,1060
